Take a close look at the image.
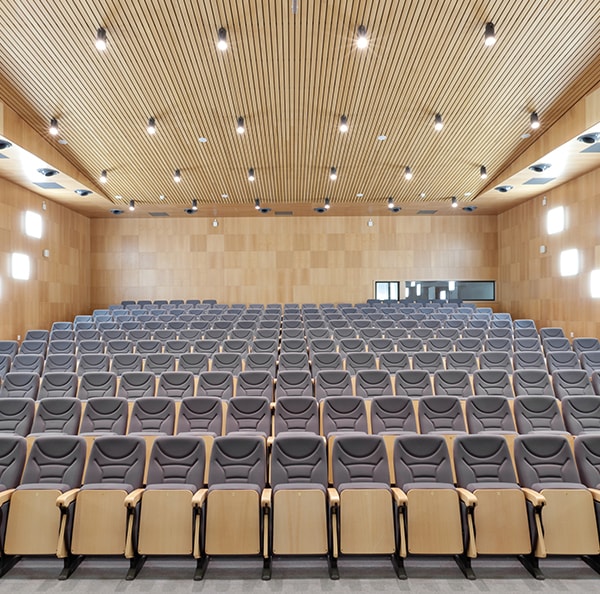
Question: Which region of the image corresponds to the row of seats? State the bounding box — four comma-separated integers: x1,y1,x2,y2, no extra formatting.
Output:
3,367,600,401
3,393,600,442
2,431,600,580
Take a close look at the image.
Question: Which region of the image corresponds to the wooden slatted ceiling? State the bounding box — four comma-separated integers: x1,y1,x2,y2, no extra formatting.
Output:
0,0,599,217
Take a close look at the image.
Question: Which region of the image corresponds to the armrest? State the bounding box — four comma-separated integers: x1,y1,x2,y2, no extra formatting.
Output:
327,487,339,507
267,436,274,448
589,488,600,502
261,488,272,508
124,488,145,508
56,488,80,508
522,487,546,507
391,487,407,507
456,487,478,507
269,402,276,411
192,488,208,508
0,489,15,506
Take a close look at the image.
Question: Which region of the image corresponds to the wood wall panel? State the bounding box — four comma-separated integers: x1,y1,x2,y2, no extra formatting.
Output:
90,215,497,309
497,165,600,337
0,177,90,340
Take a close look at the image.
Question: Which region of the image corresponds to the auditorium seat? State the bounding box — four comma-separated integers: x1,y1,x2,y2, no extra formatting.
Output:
38,371,78,399
546,350,581,373
210,352,242,375
355,369,393,397
472,369,514,397
44,354,77,374
274,370,313,398
11,354,44,374
464,396,517,435
0,398,35,436
552,369,594,398
512,369,552,395
244,353,277,375
78,371,117,399
78,397,128,438
314,370,353,399
562,396,600,435
513,396,568,435
395,370,433,397
117,371,157,399
144,353,176,374
273,396,319,434
178,352,209,374
479,351,513,373
225,396,271,437
412,351,444,374
0,372,40,399
236,371,274,399
156,371,196,398
433,370,473,397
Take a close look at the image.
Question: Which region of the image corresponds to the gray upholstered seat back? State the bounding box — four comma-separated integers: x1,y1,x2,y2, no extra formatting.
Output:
208,435,266,488
573,338,600,355
196,371,234,399
111,353,143,375
574,435,600,488
45,354,77,373
315,370,353,399
145,435,205,489
0,371,40,399
512,369,552,395
426,338,453,353
433,370,473,397
271,433,327,488
11,354,44,374
355,370,393,397
79,397,128,435
118,371,156,399
321,396,368,436
128,397,175,434
562,396,600,435
418,396,466,433
274,396,318,434
78,371,117,399
546,351,580,373
378,352,410,373
0,398,35,436
396,338,424,354
513,352,546,372
453,434,517,486
30,397,81,434
395,370,432,397
21,435,86,487
275,370,313,398
479,351,513,373
0,434,26,489
177,397,223,434
178,352,209,374
344,352,376,374
514,434,581,488
513,396,565,433
236,371,273,399
393,434,454,486
472,369,514,397
331,434,390,489
551,369,593,399
368,338,394,355
370,396,417,434
84,435,146,487
465,395,516,433
156,371,195,398
225,397,271,435
412,352,444,373
38,371,78,399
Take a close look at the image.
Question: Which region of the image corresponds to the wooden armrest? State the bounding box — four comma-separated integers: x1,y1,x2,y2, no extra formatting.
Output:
192,488,208,508
267,436,274,448
261,488,272,508
521,487,546,507
124,488,145,508
327,487,340,506
589,488,600,502
56,488,80,508
0,489,15,506
456,487,478,507
269,402,276,410
391,487,407,506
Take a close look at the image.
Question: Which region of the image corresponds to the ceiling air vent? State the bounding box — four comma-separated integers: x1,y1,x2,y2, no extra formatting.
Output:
417,210,437,215
274,210,293,216
463,205,478,212
149,212,170,217
577,132,600,144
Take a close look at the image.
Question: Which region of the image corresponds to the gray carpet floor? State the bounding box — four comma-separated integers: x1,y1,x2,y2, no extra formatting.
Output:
2,556,599,592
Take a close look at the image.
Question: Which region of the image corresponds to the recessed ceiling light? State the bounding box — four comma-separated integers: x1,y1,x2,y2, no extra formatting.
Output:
212,219,219,227
221,194,228,198
74,189,92,196
115,195,123,200
377,135,387,141
110,209,123,215
58,139,68,145
159,195,165,200
464,192,472,197
356,193,364,197
314,207,326,213
37,168,59,177
529,163,552,173
521,133,531,139
577,132,600,144
495,185,513,193
198,137,208,143
420,192,426,198
463,205,478,212
184,208,195,215
0,140,13,150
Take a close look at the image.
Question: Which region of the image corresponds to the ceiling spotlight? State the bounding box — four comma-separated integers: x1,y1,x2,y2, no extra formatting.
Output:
339,115,349,133
480,165,488,179
236,116,245,134
356,25,368,49
191,198,198,211
330,167,337,181
387,197,395,210
248,167,255,182
74,189,92,197
434,113,443,131
404,166,413,181
484,22,496,46
95,27,107,51
147,117,156,134
129,199,135,211
212,219,219,227
0,140,12,150
254,198,261,210
49,118,59,136
174,169,181,183
577,132,600,144
324,197,331,210
99,170,108,183
529,163,551,173
530,111,540,130
217,27,228,51
495,185,513,193
451,196,458,208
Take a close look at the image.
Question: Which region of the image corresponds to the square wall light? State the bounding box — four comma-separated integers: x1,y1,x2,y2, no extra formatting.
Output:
11,253,30,280
560,248,579,277
591,269,600,298
25,211,42,238
547,206,564,235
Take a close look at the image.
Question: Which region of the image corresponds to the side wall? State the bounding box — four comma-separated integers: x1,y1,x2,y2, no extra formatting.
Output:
497,165,600,337
0,178,90,340
90,214,497,308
